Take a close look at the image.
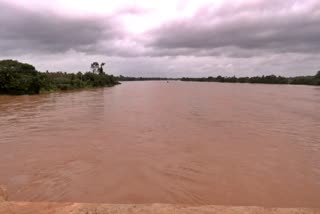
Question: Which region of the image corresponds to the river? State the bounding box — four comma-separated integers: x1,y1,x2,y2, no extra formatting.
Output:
0,81,320,207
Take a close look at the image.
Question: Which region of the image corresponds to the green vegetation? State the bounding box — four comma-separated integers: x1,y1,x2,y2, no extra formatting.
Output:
0,60,119,95
1,59,318,95
181,72,320,85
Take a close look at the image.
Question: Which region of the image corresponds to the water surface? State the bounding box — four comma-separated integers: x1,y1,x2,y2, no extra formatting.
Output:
0,81,320,207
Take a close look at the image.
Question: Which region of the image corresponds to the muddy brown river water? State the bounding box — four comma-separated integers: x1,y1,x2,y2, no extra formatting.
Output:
0,81,320,208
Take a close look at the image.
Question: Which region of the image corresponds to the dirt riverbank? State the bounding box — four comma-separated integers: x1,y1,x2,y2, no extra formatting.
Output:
1,201,320,214
1,186,320,214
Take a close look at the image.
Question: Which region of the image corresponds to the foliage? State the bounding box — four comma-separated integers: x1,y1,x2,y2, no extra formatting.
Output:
0,60,41,95
91,62,105,74
90,62,100,73
181,72,320,86
0,60,119,95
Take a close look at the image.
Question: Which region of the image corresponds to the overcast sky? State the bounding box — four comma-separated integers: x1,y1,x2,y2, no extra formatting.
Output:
0,0,319,77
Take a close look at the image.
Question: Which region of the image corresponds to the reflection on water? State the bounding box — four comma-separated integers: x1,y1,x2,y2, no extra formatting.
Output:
0,82,320,207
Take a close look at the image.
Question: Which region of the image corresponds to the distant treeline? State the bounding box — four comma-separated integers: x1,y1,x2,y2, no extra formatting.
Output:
181,72,320,85
116,75,179,81
0,60,119,95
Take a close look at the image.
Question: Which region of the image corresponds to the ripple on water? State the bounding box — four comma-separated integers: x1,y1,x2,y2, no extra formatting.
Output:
0,82,320,207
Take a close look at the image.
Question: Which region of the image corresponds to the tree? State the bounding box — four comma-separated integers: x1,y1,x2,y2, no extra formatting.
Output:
91,62,106,74
0,60,41,94
316,71,320,79
91,62,99,73
98,62,105,75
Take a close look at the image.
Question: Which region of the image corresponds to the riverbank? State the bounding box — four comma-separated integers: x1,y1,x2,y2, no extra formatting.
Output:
181,71,320,86
1,186,319,214
0,60,119,95
1,201,319,214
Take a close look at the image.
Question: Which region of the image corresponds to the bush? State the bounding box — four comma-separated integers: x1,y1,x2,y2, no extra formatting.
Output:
0,59,119,95
0,60,41,95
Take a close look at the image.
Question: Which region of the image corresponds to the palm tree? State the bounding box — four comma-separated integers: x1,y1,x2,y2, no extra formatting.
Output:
99,63,105,74
91,62,99,73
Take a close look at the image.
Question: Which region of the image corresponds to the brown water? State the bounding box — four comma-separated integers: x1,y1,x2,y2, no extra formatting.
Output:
0,81,320,208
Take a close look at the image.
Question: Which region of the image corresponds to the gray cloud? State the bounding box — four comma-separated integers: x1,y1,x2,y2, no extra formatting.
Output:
148,0,320,57
0,1,122,55
0,0,319,77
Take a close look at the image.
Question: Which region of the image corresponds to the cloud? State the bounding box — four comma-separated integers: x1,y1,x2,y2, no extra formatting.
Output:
148,0,320,57
0,1,122,55
0,0,319,76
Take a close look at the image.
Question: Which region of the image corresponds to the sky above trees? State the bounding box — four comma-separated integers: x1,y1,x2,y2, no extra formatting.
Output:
0,0,319,77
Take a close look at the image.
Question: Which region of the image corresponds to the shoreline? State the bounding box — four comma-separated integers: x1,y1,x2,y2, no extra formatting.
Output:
2,187,319,213
0,83,121,96
1,201,320,214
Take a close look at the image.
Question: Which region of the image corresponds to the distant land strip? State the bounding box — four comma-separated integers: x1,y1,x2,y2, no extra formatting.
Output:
117,71,320,86
1,59,319,95
180,71,320,85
